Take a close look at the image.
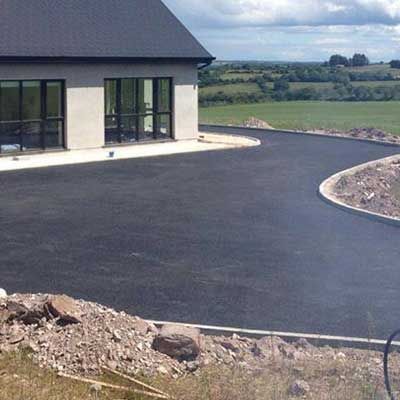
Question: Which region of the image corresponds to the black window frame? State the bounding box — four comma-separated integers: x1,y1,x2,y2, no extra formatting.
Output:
104,77,173,145
0,79,65,154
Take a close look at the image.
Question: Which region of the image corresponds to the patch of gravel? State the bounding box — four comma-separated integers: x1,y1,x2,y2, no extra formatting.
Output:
333,158,400,219
0,292,399,392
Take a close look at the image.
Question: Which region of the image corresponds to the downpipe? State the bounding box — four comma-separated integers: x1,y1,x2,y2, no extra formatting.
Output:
384,329,400,399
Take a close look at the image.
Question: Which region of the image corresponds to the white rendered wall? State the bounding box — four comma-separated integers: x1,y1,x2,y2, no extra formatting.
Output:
0,62,199,149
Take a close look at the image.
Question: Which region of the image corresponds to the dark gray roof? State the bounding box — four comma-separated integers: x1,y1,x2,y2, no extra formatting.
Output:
0,0,213,62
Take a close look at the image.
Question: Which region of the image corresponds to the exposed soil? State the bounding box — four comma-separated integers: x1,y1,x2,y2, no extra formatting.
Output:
333,157,400,219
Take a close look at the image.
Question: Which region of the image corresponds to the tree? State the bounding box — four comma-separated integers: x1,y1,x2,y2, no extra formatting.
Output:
329,54,349,67
351,53,370,67
390,60,400,69
273,79,290,91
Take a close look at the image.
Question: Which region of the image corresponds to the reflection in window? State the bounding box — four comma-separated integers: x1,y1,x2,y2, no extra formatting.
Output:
22,81,41,120
104,78,172,144
0,80,64,153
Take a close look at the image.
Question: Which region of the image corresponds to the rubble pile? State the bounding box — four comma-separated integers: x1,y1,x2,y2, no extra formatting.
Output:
313,127,400,144
0,292,392,389
334,158,400,218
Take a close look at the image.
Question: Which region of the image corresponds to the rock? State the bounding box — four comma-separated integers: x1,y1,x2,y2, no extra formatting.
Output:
112,330,122,342
220,339,240,353
46,295,82,324
6,300,47,325
152,324,201,361
0,289,7,299
289,380,310,397
0,309,10,324
9,332,25,345
133,319,158,335
157,365,169,375
186,360,200,372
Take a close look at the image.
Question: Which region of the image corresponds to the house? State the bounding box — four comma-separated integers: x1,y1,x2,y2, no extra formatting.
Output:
0,0,214,154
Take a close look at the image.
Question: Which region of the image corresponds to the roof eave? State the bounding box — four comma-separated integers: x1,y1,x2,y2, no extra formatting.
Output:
0,55,216,64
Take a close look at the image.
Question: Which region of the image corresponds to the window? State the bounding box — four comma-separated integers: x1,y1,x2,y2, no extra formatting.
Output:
104,78,172,144
0,80,64,153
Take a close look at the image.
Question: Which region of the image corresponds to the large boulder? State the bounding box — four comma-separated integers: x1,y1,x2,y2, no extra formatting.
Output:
152,324,201,361
45,295,82,324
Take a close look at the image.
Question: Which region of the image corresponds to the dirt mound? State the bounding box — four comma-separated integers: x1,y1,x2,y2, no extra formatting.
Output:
333,158,400,219
0,292,397,387
243,117,274,130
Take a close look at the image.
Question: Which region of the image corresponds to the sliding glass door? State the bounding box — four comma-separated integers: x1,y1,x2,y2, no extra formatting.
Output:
0,80,64,154
104,78,172,144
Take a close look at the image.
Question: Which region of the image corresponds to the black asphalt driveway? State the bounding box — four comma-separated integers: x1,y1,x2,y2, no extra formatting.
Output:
1,126,400,339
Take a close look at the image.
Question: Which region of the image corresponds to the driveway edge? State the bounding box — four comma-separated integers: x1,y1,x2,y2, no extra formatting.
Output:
199,132,261,147
200,124,400,148
318,155,400,227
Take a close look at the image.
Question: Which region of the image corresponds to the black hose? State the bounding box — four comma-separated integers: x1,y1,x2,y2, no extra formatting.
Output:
384,329,400,400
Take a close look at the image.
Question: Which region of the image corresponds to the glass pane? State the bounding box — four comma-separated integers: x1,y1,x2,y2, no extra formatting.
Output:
158,79,171,112
22,122,42,150
121,79,136,114
105,116,118,130
156,114,171,138
22,81,41,120
0,122,21,153
138,115,154,141
120,116,137,143
105,80,117,115
0,81,20,121
45,120,63,148
47,82,62,118
138,79,153,114
105,116,119,144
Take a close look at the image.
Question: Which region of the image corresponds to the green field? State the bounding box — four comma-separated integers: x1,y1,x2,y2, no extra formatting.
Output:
199,101,400,135
200,82,262,96
220,72,264,81
345,64,393,73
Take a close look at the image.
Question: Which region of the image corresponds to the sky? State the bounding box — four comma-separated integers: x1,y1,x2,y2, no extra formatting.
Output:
163,0,400,62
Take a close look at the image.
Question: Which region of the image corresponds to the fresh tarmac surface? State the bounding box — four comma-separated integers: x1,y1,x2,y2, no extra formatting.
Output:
1,126,400,339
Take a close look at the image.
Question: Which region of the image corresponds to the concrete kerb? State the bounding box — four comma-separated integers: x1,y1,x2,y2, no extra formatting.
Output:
199,132,261,147
200,124,400,148
147,320,400,350
318,154,400,227
0,132,260,173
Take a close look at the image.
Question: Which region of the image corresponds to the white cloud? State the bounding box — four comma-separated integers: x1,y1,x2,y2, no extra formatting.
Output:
163,0,400,61
165,0,400,28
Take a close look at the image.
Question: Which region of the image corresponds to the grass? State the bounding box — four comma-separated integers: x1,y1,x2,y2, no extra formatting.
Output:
344,64,393,73
200,83,262,96
0,350,390,400
199,101,400,135
220,72,264,81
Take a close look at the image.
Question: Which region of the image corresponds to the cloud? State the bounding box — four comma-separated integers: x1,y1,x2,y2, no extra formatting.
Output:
163,0,400,61
165,0,400,28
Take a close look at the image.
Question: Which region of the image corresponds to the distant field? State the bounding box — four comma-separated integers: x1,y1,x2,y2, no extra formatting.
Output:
199,101,400,135
352,80,400,87
345,64,392,73
200,82,262,96
200,81,400,98
220,72,264,81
